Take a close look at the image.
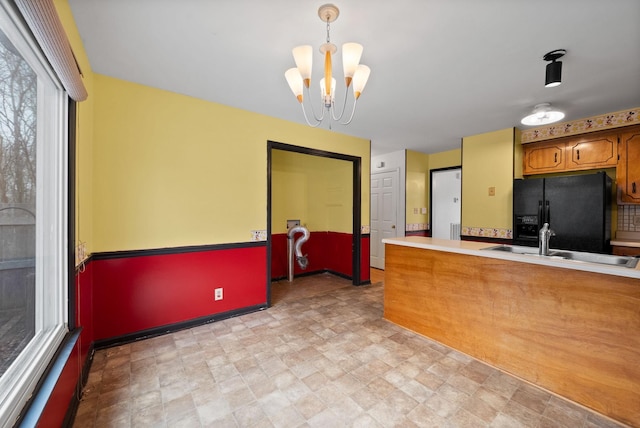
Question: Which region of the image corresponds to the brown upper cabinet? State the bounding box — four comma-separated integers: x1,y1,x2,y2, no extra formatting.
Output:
523,129,618,175
617,127,640,203
522,140,566,174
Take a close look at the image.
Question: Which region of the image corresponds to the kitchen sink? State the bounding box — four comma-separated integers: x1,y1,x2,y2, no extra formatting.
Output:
482,245,639,268
551,250,639,268
482,245,542,255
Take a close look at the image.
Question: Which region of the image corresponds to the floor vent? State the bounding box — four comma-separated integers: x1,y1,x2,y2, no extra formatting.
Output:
450,223,461,240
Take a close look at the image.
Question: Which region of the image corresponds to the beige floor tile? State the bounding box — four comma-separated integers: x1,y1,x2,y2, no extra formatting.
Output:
72,272,626,428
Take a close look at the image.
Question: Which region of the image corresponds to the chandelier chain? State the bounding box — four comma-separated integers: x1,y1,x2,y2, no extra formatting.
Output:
326,19,331,43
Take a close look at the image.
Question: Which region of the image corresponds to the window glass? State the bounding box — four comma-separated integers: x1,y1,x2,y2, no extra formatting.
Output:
0,27,36,378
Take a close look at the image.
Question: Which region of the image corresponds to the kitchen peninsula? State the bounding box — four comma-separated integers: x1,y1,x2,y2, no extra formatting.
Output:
383,236,640,427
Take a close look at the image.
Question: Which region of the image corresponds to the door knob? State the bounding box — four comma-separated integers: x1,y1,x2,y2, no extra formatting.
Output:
391,225,396,229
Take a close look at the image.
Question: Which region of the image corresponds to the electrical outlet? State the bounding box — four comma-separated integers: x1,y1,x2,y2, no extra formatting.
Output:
214,288,223,301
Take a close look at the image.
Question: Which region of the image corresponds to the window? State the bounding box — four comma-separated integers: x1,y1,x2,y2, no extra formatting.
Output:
0,2,68,425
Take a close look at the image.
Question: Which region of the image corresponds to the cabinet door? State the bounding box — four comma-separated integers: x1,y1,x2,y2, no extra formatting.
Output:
523,141,565,175
566,132,617,170
618,129,640,203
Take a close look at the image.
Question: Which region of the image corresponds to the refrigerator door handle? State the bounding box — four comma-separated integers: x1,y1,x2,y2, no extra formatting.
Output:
545,200,550,224
538,201,543,228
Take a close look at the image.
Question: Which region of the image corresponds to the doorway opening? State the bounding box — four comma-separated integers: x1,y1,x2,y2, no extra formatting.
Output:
430,167,462,240
267,141,363,306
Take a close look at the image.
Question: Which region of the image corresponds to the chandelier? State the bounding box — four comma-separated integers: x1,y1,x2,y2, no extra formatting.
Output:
284,4,371,128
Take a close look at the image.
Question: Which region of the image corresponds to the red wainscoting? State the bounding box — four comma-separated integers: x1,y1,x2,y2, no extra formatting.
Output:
405,230,429,237
92,245,267,341
271,232,370,283
35,235,368,425
31,263,94,427
76,261,94,366
36,334,82,428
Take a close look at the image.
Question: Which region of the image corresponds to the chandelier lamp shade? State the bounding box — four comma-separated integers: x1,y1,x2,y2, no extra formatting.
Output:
543,49,566,88
284,4,371,127
521,103,565,126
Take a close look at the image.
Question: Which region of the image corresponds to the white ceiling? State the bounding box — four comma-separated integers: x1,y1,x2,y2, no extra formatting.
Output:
68,0,640,156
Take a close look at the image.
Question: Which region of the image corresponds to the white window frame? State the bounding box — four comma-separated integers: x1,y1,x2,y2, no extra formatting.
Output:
0,2,68,426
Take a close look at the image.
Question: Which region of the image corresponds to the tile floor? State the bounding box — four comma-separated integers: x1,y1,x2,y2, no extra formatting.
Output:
72,271,626,427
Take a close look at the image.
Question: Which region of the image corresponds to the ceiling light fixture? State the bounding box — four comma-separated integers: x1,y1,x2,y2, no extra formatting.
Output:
284,4,370,128
543,49,566,88
521,103,565,126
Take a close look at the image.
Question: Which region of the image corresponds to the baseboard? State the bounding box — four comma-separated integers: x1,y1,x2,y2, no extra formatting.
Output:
93,303,267,350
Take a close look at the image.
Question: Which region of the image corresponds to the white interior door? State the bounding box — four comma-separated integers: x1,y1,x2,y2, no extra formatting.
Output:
370,170,398,269
431,168,461,239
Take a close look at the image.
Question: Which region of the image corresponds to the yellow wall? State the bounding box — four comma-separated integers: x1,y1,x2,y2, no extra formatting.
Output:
90,75,369,252
406,150,429,226
271,151,352,234
462,128,515,230
429,149,461,170
57,0,369,253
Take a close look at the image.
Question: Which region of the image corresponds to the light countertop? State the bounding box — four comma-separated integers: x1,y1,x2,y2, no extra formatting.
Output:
382,236,640,279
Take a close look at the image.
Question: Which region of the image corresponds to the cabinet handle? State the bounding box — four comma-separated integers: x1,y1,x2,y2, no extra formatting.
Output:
633,182,637,194
576,149,580,160
554,153,557,163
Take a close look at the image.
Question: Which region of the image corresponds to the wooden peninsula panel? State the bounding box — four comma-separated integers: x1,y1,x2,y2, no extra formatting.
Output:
384,243,640,427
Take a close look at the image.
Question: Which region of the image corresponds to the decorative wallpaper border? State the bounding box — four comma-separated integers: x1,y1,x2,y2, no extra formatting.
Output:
462,226,512,239
406,223,429,232
521,108,639,143
250,230,267,241
361,225,370,234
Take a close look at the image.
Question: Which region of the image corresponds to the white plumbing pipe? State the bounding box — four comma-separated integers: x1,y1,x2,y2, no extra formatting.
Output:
287,225,310,282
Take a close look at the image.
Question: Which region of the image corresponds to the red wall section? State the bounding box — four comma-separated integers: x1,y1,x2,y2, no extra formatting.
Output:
324,232,353,276
271,232,358,280
76,262,93,364
405,230,429,237
31,265,93,426
92,245,267,340
360,235,370,283
36,336,81,428
271,232,328,279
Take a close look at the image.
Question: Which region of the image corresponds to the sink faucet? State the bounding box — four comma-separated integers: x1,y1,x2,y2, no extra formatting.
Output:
539,223,555,256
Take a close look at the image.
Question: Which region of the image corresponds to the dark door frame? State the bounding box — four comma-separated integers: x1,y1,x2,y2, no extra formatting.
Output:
266,141,362,306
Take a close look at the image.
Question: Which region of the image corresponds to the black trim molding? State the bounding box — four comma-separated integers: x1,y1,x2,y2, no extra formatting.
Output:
92,241,266,261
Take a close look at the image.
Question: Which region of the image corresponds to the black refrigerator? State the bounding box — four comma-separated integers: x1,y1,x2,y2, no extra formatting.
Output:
513,172,611,253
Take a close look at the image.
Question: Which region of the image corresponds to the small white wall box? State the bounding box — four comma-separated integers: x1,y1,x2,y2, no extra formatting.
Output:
287,220,300,229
